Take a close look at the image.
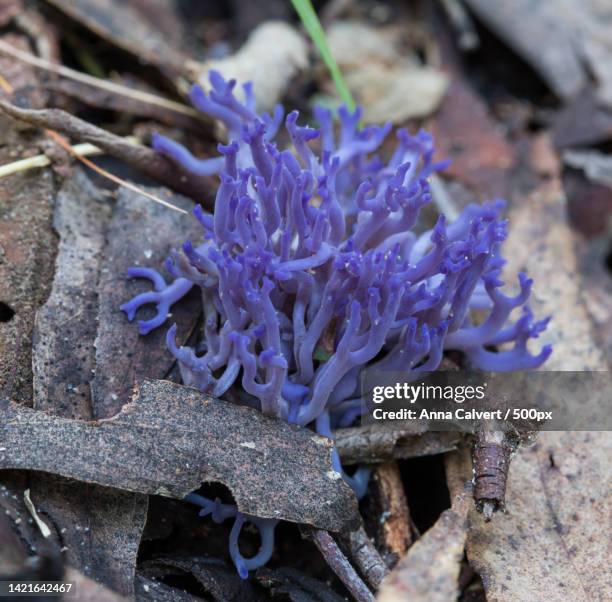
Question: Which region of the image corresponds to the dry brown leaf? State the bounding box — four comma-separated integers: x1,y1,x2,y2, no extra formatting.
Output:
467,432,611,601
32,170,110,418
92,185,202,418
503,135,607,371
464,0,587,100
0,112,57,404
190,21,308,113
0,475,131,599
64,567,129,601
325,21,448,123
0,379,359,531
30,477,148,596
431,79,514,200
45,0,189,76
575,237,612,366
377,488,471,602
344,66,448,124
464,134,609,601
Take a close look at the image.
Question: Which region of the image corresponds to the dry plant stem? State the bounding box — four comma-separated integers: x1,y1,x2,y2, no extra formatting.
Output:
472,428,513,520
0,138,139,178
373,462,413,561
306,528,375,602
335,426,460,465
0,100,212,207
0,39,201,120
338,526,388,590
44,130,187,215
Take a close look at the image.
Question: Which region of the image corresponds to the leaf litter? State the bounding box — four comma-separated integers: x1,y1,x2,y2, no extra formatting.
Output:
0,1,610,599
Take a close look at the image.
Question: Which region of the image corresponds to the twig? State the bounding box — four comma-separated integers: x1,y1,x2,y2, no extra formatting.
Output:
44,130,187,215
0,137,139,178
0,100,212,207
335,425,461,465
338,526,388,590
0,39,200,120
371,462,413,565
305,528,375,602
472,427,516,520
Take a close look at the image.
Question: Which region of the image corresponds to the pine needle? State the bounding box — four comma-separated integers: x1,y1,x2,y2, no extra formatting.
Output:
0,39,200,120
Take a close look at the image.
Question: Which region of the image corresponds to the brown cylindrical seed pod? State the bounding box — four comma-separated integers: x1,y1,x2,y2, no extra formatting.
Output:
472,428,515,520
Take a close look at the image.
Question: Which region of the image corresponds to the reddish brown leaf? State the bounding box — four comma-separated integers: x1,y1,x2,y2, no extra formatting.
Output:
430,80,514,200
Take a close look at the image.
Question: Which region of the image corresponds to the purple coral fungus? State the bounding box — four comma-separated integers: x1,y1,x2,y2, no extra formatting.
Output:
121,71,551,577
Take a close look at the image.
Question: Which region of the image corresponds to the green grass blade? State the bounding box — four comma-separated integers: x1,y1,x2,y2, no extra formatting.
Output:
291,0,356,111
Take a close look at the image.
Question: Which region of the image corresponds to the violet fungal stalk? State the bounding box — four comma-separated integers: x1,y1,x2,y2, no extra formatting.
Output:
121,71,552,577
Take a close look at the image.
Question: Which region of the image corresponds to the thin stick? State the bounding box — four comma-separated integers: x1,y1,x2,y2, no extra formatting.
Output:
0,100,211,205
338,526,388,589
0,72,13,94
45,130,187,215
0,39,200,120
306,528,375,602
0,138,139,178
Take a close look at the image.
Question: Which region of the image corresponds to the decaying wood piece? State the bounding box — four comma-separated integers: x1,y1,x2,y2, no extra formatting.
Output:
369,462,413,566
303,528,375,602
337,526,388,590
335,424,461,465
